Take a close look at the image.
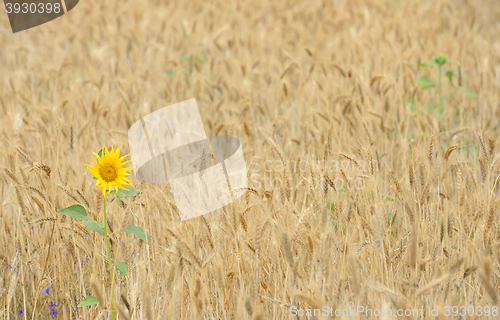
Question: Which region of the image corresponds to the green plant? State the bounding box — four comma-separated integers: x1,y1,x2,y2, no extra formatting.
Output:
58,147,150,320
164,53,208,78
407,54,476,121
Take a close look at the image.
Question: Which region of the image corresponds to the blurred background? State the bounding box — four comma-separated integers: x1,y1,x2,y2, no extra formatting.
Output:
1,0,500,319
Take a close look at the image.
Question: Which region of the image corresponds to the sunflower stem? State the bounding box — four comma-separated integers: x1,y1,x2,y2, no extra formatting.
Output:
103,196,116,320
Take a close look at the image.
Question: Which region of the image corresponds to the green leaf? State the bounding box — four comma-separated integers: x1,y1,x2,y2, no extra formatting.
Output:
381,194,395,201
111,261,127,277
423,98,434,113
58,204,89,220
82,220,104,236
192,54,207,64
386,212,401,224
326,202,335,211
417,76,434,89
461,87,476,98
436,102,444,110
421,55,448,67
78,296,99,307
406,97,417,111
180,53,190,61
425,58,437,66
433,112,447,120
109,186,144,199
164,69,175,77
432,54,448,67
125,225,152,241
445,68,457,86
424,103,434,113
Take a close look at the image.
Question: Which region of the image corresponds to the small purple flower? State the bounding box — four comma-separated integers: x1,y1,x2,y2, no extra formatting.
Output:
48,301,56,309
45,286,50,294
50,310,58,316
6,264,11,270
85,234,89,239
17,308,23,315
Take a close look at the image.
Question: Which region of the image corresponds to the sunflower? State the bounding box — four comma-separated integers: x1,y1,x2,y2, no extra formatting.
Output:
85,146,132,196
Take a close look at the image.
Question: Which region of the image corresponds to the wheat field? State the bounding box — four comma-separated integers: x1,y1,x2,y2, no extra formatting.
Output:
1,0,500,319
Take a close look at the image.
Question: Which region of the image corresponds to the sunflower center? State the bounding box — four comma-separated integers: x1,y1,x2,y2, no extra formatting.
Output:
99,165,117,182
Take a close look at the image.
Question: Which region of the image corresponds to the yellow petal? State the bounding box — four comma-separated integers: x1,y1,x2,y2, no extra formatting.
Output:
119,154,130,162
92,158,100,167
